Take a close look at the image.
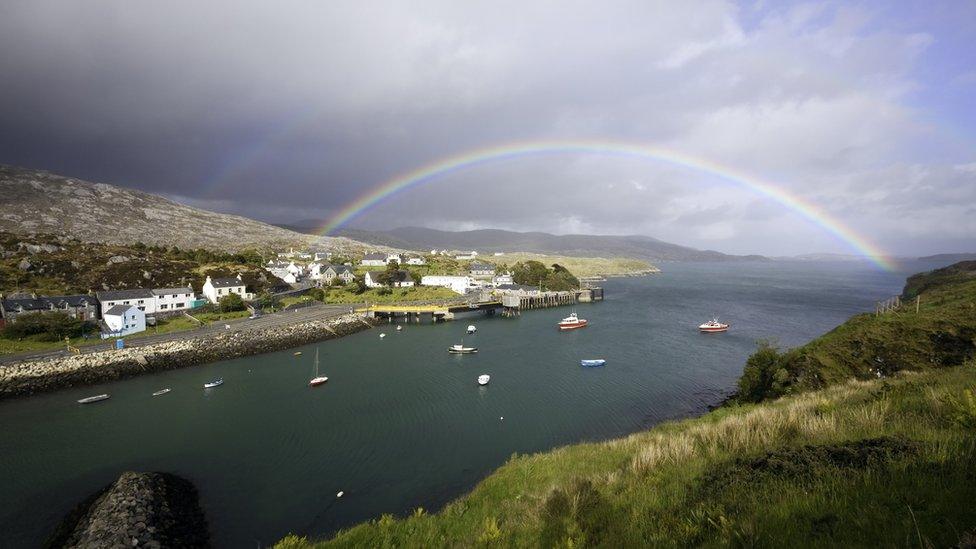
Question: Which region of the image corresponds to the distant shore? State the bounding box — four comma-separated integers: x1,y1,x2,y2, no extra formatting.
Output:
0,313,379,400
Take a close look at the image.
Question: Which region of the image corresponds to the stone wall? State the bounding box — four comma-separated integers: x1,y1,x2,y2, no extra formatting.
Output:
0,313,378,399
45,471,208,548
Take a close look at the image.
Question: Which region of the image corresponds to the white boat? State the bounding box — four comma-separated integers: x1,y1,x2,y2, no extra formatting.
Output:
309,348,328,387
478,374,490,385
557,312,588,331
448,339,478,354
204,378,224,389
580,359,606,367
152,388,171,396
77,394,110,404
396,325,402,331
467,325,477,334
699,318,729,333
379,333,386,339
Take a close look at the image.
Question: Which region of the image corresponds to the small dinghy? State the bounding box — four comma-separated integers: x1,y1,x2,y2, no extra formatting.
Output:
580,359,606,367
294,351,302,356
467,325,477,334
379,333,386,339
448,341,478,354
152,388,171,396
396,325,402,331
204,378,224,389
77,394,110,404
478,374,490,386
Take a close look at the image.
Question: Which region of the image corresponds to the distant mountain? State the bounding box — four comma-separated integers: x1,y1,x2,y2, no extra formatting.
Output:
327,226,767,262
917,253,976,263
0,165,368,252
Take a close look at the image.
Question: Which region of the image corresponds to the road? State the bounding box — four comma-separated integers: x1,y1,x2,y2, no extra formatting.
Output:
0,302,361,366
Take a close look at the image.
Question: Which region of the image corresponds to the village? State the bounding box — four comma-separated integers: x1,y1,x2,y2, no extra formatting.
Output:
0,246,573,355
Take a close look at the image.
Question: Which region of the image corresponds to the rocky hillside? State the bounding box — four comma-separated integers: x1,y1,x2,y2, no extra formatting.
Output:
0,231,285,295
0,164,357,252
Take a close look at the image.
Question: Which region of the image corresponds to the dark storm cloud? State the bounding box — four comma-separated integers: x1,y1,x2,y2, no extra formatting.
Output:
1,1,974,256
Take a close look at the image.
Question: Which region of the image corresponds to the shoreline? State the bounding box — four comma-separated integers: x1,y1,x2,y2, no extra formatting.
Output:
0,313,380,401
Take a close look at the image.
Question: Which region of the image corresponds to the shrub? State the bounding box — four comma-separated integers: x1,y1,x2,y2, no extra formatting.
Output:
306,288,325,301
737,340,788,403
219,293,246,313
3,312,92,341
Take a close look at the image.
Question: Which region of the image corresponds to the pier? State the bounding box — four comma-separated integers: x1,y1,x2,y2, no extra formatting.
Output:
360,286,603,322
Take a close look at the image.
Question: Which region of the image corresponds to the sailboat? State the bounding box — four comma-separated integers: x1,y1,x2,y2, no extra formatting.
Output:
309,348,328,387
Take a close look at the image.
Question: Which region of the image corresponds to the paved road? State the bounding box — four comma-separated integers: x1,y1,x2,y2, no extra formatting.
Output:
0,302,362,366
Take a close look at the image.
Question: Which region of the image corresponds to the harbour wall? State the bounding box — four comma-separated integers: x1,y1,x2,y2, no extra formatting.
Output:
0,313,379,400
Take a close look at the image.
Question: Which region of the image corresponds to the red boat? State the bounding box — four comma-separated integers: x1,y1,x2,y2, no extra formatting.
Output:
558,312,588,330
699,318,729,333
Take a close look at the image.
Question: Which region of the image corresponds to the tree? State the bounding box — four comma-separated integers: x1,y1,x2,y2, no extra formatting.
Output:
377,260,403,287
307,287,325,301
512,261,549,286
736,340,787,403
352,276,367,295
219,293,246,313
254,291,277,310
2,312,92,341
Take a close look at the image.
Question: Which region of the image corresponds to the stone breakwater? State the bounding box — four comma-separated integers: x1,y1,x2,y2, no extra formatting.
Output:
45,471,208,548
0,313,379,400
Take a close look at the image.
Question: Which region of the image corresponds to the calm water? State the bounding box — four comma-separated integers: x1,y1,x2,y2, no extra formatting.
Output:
0,260,942,547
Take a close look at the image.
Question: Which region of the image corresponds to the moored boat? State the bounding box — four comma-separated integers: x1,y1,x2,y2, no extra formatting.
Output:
448,339,478,354
77,394,110,404
557,312,588,330
467,325,477,334
152,388,171,396
204,378,224,389
309,348,328,387
698,318,729,333
477,374,490,385
580,359,606,367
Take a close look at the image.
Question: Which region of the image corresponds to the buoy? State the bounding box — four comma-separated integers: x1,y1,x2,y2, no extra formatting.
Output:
500,416,504,420
336,491,344,498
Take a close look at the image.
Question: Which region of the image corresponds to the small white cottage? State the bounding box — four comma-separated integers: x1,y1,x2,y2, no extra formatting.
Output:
101,304,146,338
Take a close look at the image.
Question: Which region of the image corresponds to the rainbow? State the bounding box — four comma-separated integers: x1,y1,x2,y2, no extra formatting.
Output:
316,139,896,270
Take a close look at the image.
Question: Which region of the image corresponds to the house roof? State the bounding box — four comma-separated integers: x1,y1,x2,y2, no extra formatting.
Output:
470,263,495,271
104,304,138,316
363,252,386,260
325,265,353,274
210,277,244,288
96,289,154,301
1,294,96,312
152,287,193,296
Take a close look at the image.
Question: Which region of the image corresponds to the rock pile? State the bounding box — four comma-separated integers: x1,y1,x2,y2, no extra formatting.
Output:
1,313,379,399
46,471,208,548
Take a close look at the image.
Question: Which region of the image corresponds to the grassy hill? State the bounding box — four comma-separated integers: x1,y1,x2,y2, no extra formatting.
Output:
331,226,767,263
275,262,976,548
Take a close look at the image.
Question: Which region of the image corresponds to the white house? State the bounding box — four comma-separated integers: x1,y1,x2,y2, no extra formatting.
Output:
313,251,332,262
321,265,355,285
386,253,402,264
286,261,303,276
361,252,387,267
492,272,514,286
405,257,426,266
469,263,496,277
202,274,251,304
421,275,474,295
151,287,196,314
101,304,146,338
307,262,324,280
282,272,299,284
455,251,478,260
365,270,414,288
96,289,157,316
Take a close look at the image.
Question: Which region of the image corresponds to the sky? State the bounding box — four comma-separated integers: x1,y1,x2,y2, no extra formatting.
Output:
0,0,974,257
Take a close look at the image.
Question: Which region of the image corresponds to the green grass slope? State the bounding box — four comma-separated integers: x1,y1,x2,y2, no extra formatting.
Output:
274,262,976,548
736,262,976,402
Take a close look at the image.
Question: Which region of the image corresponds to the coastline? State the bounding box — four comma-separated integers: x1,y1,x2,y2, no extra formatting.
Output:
0,313,379,401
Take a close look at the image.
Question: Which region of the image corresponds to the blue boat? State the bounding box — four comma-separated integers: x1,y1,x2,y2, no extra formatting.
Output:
580,359,606,367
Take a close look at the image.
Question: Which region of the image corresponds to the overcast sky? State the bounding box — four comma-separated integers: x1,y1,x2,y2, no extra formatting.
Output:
1,1,974,257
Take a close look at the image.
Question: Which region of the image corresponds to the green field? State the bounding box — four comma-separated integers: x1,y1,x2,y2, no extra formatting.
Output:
485,253,658,278
275,261,976,548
